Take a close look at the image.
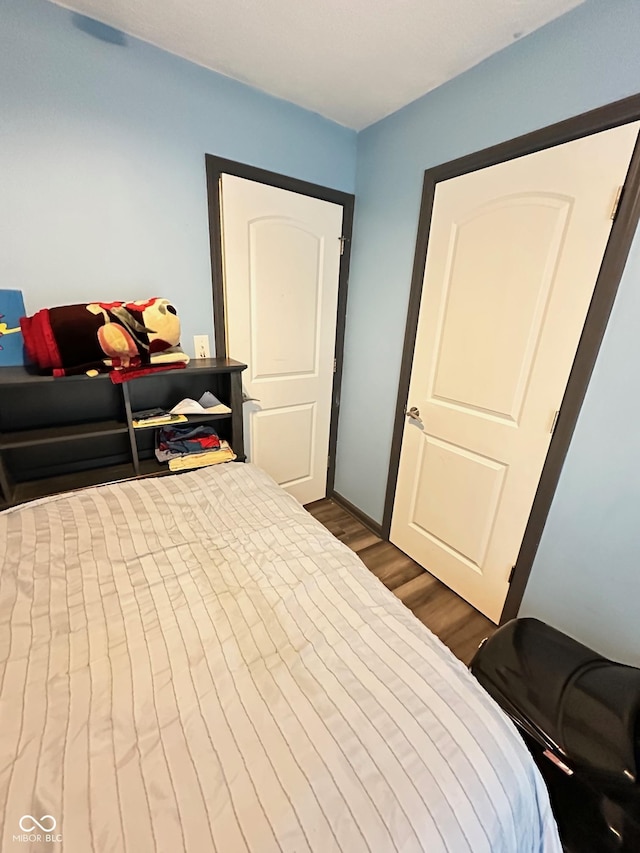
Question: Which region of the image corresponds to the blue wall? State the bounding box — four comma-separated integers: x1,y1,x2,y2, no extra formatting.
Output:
0,0,356,353
335,0,640,661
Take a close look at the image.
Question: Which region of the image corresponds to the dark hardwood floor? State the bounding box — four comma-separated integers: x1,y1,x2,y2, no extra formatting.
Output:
306,498,496,665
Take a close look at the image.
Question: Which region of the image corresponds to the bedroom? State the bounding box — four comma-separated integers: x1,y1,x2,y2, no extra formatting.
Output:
2,0,640,849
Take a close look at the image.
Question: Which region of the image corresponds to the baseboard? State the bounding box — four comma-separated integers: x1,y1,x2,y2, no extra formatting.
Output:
329,491,384,538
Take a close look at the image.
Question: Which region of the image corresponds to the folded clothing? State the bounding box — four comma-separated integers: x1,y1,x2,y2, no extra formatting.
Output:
168,441,236,471
110,360,187,384
156,423,221,462
170,390,231,416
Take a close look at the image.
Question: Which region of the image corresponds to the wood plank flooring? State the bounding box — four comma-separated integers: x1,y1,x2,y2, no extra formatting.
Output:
306,498,496,665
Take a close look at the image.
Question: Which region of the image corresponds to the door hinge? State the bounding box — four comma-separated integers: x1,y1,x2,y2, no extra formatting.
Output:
333,358,337,373
327,454,331,470
611,185,624,221
339,236,348,255
508,564,516,584
550,410,560,435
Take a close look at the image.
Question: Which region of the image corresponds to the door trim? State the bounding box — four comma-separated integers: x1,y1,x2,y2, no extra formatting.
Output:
381,92,640,624
205,155,355,497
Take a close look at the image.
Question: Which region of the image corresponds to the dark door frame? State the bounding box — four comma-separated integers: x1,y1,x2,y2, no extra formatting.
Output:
381,92,640,624
204,155,355,496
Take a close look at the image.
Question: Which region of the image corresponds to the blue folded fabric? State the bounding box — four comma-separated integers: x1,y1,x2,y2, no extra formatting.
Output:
156,423,220,462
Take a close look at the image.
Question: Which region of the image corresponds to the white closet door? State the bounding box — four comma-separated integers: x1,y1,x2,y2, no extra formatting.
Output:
220,174,343,504
391,122,639,622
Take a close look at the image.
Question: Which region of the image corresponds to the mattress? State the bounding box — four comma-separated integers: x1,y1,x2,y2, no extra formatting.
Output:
0,463,561,852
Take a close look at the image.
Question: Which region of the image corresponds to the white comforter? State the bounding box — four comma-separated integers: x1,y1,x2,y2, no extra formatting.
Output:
0,463,561,852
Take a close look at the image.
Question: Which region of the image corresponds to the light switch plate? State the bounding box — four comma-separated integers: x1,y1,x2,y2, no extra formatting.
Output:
193,334,211,359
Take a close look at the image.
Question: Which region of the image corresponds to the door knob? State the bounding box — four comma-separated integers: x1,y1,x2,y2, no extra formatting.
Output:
405,406,422,423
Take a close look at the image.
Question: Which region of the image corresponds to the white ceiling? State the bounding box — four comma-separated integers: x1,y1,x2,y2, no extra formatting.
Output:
51,0,584,129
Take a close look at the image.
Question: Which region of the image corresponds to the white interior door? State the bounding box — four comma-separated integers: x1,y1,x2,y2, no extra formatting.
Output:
220,174,343,504
391,122,639,623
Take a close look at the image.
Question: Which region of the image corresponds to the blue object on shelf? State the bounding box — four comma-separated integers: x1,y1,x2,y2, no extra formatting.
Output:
0,290,27,366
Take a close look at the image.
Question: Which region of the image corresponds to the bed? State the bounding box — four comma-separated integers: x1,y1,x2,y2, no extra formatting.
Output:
0,463,560,852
